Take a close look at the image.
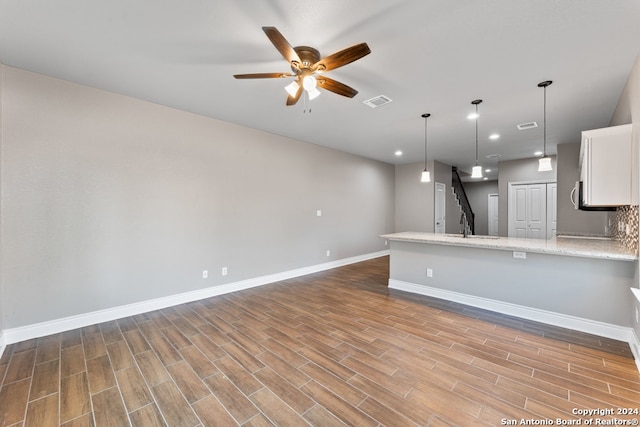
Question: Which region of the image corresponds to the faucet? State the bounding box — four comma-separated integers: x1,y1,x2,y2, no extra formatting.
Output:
460,212,468,238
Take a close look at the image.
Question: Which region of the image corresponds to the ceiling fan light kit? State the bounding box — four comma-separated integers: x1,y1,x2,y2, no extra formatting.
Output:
537,80,553,172
233,26,370,106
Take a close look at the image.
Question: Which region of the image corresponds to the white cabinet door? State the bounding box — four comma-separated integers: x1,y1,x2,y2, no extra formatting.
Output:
581,124,632,206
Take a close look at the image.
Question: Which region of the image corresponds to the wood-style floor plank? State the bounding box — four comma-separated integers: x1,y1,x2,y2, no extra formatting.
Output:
1,256,638,426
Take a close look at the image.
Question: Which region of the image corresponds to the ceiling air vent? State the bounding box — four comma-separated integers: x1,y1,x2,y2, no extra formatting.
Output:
517,121,538,131
363,95,392,108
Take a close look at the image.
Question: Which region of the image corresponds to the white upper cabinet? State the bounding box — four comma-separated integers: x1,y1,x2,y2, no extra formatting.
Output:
579,124,632,207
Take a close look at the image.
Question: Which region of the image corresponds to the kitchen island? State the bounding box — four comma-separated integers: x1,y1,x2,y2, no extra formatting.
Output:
380,232,638,343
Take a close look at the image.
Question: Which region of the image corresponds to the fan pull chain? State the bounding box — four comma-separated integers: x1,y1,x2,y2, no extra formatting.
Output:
303,91,311,113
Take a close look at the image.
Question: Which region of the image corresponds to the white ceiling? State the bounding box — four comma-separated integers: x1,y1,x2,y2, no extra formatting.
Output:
1,1,639,180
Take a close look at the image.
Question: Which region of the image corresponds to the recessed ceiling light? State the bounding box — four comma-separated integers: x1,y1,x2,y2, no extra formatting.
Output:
485,169,492,173
395,150,403,156
485,153,502,159
467,112,479,120
534,151,543,156
489,133,500,140
483,177,488,180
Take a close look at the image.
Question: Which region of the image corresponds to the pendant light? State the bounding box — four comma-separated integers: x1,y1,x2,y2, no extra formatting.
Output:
537,80,553,172
470,99,483,178
420,113,431,182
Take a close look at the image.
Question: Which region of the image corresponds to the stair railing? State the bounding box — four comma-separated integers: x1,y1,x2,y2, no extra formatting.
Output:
451,167,475,235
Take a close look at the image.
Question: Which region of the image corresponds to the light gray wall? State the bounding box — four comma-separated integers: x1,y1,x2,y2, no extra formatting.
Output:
389,240,635,327
394,160,459,234
611,52,640,342
0,64,3,335
464,180,498,236
556,143,609,236
394,161,434,232
0,66,395,329
497,156,556,236
433,161,459,235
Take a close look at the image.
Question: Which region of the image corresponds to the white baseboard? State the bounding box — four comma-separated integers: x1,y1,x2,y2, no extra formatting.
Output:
0,250,389,354
389,279,639,368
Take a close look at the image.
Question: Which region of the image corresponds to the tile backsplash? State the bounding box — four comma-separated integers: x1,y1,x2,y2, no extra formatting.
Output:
613,205,639,255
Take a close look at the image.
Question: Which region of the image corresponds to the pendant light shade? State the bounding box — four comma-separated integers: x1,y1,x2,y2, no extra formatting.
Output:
537,80,553,172
538,156,552,172
420,113,432,182
471,99,483,179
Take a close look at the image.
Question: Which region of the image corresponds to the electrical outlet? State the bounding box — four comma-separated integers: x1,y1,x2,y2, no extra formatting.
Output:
326,250,331,257
202,270,208,279
636,307,639,324
426,268,433,278
513,251,527,259
316,210,322,217
221,267,228,276
385,240,388,246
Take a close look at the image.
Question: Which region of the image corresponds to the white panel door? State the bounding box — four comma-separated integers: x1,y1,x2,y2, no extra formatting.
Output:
488,193,499,236
508,183,555,239
511,185,529,238
526,184,546,239
435,182,446,234
547,183,557,238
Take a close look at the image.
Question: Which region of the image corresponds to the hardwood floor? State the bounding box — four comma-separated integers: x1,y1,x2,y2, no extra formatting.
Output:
1,256,639,426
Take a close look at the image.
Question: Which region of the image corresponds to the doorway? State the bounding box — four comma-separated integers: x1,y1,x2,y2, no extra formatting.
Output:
488,193,499,236
435,182,446,234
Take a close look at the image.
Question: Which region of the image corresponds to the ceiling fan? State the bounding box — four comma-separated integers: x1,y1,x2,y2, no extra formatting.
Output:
233,26,371,105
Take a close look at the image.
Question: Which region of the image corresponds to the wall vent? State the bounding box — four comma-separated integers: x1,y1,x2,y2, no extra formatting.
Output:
517,121,538,130
363,95,393,108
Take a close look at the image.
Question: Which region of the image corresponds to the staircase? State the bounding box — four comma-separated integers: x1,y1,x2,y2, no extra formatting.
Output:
451,167,475,235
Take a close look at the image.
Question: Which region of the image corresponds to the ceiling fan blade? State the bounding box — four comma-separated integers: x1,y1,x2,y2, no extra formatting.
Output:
234,72,294,79
317,77,358,98
313,43,371,72
286,82,304,106
262,26,302,66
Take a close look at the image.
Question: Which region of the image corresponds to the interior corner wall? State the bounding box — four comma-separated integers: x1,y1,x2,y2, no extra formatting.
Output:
0,63,4,338
611,52,640,342
463,180,498,236
433,160,458,235
497,156,556,237
394,161,434,232
0,65,395,330
556,143,609,236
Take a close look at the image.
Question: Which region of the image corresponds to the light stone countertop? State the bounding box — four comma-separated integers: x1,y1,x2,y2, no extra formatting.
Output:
380,232,638,261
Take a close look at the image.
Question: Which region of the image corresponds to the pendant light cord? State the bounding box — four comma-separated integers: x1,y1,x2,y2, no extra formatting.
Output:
537,80,552,157
424,116,428,170
543,84,547,157
475,103,479,164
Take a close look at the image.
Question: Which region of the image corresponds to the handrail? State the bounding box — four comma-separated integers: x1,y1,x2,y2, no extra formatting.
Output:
452,167,475,235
